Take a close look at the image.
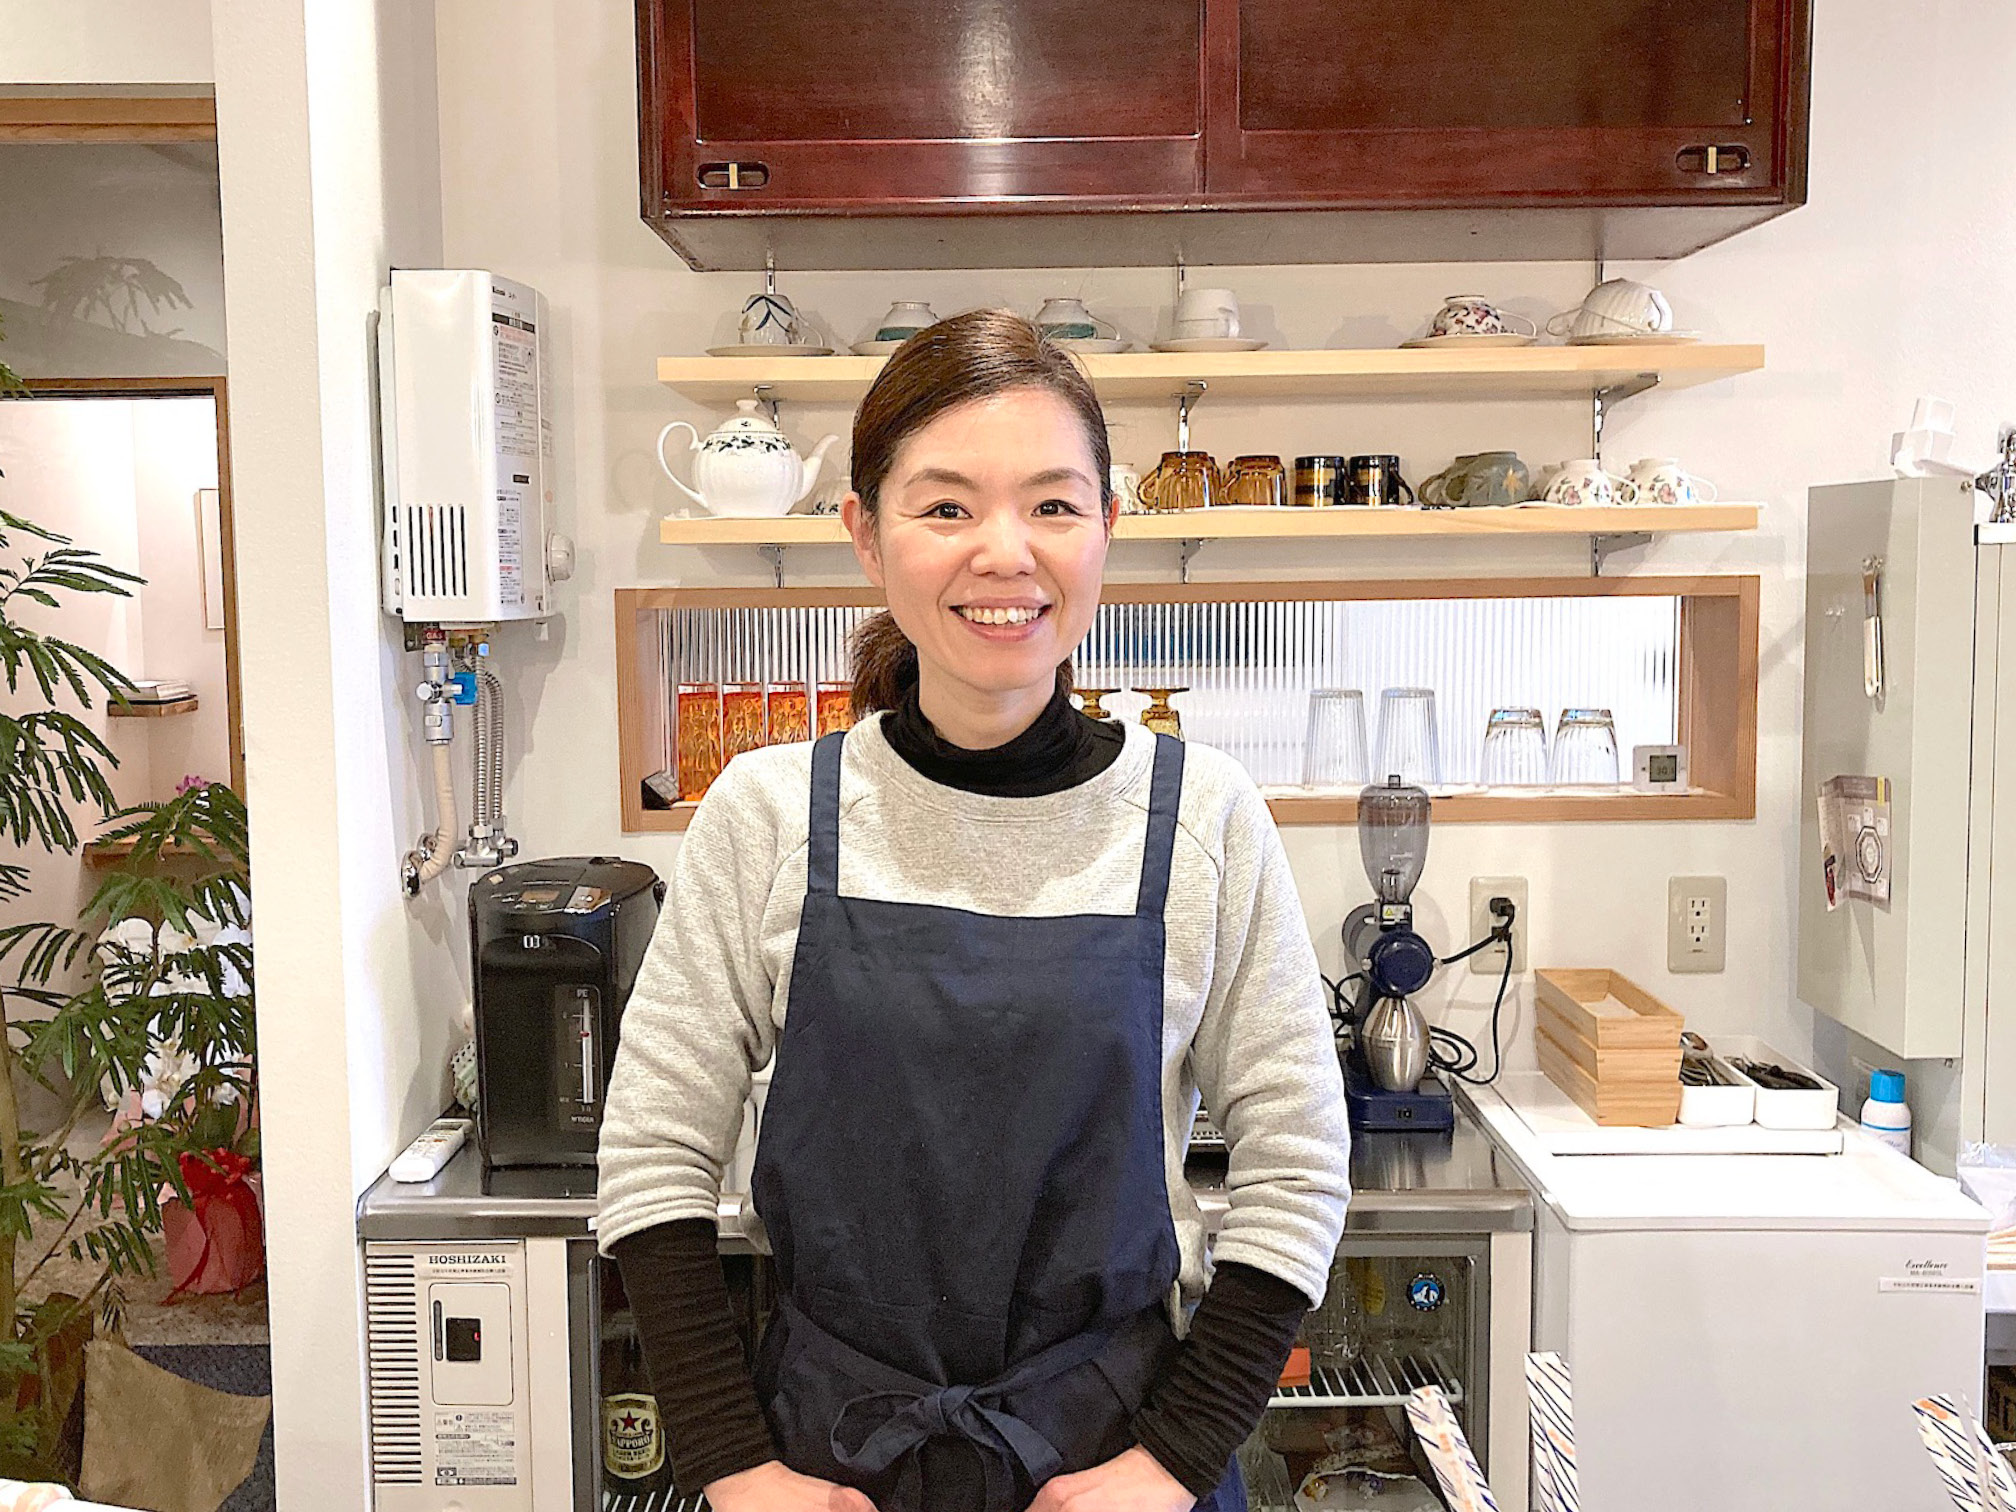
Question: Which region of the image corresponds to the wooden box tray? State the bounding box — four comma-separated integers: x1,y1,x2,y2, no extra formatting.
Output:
1534,968,1685,1126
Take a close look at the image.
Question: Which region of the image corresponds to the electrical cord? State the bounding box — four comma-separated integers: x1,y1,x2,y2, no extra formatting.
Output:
1324,899,1519,1087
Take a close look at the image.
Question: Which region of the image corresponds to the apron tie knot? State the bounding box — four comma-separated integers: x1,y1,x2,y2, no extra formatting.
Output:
832,1381,1065,1512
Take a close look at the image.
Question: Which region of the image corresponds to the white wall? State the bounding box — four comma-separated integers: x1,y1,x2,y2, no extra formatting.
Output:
0,397,227,888
212,1,448,1507
428,0,2016,1178
130,395,230,784
0,0,212,85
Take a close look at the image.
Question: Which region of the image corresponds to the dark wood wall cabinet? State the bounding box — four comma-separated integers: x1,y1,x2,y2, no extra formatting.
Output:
637,0,1811,270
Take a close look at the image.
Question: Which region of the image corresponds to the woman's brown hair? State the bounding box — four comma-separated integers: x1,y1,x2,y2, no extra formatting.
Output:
846,309,1113,717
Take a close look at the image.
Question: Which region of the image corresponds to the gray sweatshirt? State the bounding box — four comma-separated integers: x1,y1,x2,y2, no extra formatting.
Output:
597,716,1352,1311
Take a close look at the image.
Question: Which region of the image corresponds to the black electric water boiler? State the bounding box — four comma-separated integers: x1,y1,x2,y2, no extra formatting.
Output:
469,856,664,1168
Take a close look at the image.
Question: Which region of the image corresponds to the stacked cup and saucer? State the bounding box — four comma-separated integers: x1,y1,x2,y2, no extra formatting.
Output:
1151,287,1266,353
707,286,833,357
1400,294,1537,349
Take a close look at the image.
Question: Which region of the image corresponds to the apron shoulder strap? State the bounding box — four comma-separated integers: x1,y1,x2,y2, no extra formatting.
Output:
807,730,846,896
1136,733,1185,918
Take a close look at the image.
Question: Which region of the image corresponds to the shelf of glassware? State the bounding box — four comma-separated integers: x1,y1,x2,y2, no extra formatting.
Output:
659,503,1760,547
656,344,1765,404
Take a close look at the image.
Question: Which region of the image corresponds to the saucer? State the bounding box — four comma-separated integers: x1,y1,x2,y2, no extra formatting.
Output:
1400,333,1537,349
1567,330,1701,346
1051,337,1127,354
705,344,835,358
1150,337,1268,353
851,340,907,355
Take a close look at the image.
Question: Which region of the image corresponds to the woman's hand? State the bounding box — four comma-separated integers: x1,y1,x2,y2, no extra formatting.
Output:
704,1459,878,1512
1028,1446,1197,1511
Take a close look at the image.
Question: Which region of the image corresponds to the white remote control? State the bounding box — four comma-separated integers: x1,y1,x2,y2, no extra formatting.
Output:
390,1116,473,1182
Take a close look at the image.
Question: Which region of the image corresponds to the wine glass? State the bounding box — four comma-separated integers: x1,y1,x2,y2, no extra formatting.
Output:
1139,687,1187,739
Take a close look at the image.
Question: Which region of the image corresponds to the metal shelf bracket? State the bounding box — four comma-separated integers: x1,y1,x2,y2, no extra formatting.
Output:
1589,531,1652,577
1591,372,1660,456
1178,538,1202,584
1175,380,1207,451
752,382,780,426
758,543,785,588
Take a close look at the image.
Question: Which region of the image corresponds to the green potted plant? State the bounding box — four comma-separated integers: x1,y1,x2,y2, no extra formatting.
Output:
0,446,257,1478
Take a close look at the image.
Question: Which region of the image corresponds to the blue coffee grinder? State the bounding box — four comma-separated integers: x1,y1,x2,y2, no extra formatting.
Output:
1339,777,1516,1131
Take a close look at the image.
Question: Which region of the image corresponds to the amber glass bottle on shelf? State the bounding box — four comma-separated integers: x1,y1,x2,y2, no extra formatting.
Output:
815,681,855,738
676,682,723,801
766,680,810,744
721,681,766,763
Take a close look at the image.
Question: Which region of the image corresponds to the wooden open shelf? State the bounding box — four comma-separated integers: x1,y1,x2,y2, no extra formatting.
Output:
661,503,1759,548
657,344,1764,405
110,697,199,718
616,576,1759,831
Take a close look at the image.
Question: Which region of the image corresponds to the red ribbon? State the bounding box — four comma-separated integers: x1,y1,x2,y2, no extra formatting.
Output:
167,1146,263,1299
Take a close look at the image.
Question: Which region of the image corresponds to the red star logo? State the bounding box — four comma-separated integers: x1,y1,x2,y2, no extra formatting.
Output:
619,1412,640,1431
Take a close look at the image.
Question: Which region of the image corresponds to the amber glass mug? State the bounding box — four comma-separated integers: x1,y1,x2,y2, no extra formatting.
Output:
1222,455,1286,507
1136,451,1225,512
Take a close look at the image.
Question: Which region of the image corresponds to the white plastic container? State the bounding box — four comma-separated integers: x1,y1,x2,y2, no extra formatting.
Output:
1715,1035,1840,1131
1676,1057,1756,1127
1860,1067,1912,1155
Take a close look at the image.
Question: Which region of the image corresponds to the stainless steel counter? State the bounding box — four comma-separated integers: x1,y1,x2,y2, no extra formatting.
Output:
357,1106,1530,1244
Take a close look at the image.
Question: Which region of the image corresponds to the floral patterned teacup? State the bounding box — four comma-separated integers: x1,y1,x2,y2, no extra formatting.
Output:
1625,458,1718,507
1543,459,1633,508
1428,294,1537,339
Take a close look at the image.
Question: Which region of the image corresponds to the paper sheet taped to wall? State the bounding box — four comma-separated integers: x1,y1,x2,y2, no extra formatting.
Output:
1818,775,1892,911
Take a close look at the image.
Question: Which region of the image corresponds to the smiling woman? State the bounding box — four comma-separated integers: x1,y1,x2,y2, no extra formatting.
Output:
599,308,1350,1512
840,309,1114,747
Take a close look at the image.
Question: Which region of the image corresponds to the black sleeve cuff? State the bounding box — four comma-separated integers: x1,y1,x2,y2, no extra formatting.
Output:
610,1220,780,1493
1129,1261,1311,1498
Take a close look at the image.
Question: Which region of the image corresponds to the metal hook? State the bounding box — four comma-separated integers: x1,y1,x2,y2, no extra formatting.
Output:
1175,380,1207,452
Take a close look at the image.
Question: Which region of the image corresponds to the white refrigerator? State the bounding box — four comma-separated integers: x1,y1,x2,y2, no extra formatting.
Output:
1466,1086,1985,1512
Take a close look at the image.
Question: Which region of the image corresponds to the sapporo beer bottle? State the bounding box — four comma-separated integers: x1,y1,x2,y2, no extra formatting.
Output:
602,1316,673,1497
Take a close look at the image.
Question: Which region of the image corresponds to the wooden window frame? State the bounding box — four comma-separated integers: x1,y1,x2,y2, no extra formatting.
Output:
615,574,1758,833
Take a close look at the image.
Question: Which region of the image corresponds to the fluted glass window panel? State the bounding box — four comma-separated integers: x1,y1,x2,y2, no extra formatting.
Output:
654,596,1679,791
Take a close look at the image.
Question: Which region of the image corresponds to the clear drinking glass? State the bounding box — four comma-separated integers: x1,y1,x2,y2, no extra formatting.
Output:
1302,689,1370,788
1479,707,1549,786
1550,707,1621,785
1374,687,1441,787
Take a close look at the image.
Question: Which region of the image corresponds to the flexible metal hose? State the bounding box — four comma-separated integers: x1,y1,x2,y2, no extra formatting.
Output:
474,667,504,826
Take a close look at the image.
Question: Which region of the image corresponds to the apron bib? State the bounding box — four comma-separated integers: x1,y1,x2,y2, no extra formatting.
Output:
749,730,1244,1512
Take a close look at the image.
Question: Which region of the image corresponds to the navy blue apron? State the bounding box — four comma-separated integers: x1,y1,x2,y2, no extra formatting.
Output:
749,729,1245,1512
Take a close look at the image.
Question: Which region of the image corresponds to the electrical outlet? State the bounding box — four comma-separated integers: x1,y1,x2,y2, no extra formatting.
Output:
1468,877,1528,976
1666,875,1727,973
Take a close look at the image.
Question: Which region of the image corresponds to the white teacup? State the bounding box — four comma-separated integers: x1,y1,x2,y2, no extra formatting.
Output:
1109,463,1142,513
1626,458,1717,507
1547,278,1673,341
1174,287,1240,340
1428,294,1536,339
1545,459,1633,508
739,292,805,346
1035,296,1112,342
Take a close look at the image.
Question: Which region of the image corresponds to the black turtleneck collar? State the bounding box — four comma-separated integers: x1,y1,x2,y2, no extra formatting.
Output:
882,680,1126,797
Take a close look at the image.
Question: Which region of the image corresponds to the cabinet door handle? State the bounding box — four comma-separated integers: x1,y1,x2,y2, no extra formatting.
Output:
698,161,771,191
1676,144,1753,176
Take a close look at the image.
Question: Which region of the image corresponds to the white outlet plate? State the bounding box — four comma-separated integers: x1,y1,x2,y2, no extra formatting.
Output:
1667,875,1728,973
1469,877,1528,976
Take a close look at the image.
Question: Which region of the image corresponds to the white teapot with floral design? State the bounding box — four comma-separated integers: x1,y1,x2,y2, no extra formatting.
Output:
657,400,840,518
